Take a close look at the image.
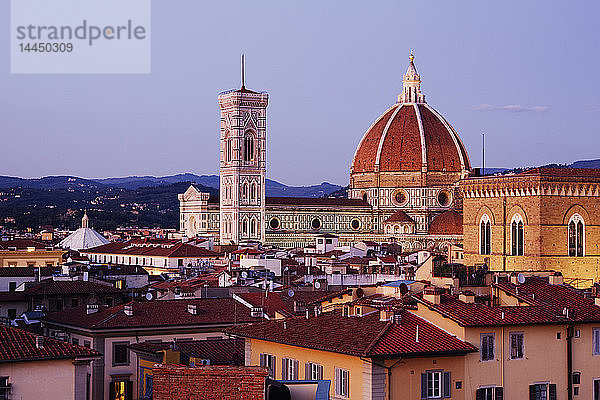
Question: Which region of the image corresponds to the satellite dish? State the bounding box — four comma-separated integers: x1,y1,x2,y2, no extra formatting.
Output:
314,281,321,289
356,288,365,298
517,273,526,284
145,292,153,301
399,283,409,295
241,271,248,279
287,289,295,298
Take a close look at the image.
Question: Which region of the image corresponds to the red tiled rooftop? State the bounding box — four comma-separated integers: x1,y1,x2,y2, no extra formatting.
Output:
83,240,219,258
415,277,600,327
43,298,256,330
175,338,245,366
0,325,99,363
236,290,349,318
24,280,124,296
228,309,476,358
0,239,53,250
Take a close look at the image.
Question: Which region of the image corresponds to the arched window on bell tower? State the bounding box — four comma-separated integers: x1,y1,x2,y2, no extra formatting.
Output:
226,137,232,163
243,131,255,163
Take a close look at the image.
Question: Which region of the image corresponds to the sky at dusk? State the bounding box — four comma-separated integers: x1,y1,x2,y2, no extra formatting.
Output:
1,1,600,186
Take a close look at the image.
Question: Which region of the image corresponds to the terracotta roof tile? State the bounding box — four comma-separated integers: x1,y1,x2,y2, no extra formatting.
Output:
227,309,476,358
43,298,256,330
24,280,124,296
0,325,99,363
415,277,600,327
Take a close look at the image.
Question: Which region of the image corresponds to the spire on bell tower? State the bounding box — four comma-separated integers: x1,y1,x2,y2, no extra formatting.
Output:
241,54,245,90
398,51,426,104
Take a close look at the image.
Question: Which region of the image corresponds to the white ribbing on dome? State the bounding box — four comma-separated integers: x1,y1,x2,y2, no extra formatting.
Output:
374,104,403,169
350,105,397,173
424,104,471,174
413,104,428,172
398,52,426,104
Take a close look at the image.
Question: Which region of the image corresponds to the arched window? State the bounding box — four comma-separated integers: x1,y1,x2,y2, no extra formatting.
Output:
243,132,255,162
226,138,232,163
479,215,491,255
250,218,257,236
250,182,257,201
568,214,585,257
511,214,524,256
242,218,248,236
242,183,248,200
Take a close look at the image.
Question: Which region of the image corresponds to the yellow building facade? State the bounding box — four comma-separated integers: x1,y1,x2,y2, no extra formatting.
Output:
461,168,600,285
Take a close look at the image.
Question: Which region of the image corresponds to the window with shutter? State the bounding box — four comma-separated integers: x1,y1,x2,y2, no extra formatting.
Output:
510,332,524,359
593,328,600,355
443,372,451,398
529,383,553,400
481,333,495,361
495,387,503,400
259,353,275,378
335,368,349,397
305,362,323,380
421,371,443,398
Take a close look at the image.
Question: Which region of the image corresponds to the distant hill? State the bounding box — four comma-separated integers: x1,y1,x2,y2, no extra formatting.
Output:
0,174,343,198
570,159,600,169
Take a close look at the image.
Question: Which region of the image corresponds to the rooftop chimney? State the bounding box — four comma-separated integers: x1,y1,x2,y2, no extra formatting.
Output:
459,291,476,304
124,304,133,316
86,304,99,315
423,287,443,305
379,307,394,322
187,304,197,315
549,272,564,285
595,297,600,307
35,336,44,349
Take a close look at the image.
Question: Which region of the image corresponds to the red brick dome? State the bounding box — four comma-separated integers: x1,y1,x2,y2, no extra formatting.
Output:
351,103,470,174
351,54,470,183
428,210,463,235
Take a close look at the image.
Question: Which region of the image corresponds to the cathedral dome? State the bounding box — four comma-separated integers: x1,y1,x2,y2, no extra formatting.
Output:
428,210,463,235
351,54,470,187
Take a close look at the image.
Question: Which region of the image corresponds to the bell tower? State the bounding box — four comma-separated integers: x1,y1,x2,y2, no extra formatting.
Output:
218,56,269,244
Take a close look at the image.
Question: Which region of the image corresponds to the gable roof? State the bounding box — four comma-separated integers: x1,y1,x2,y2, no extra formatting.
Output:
0,325,99,363
227,309,476,358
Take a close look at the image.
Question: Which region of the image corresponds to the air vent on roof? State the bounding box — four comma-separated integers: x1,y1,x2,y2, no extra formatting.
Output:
188,304,197,315
124,304,133,316
393,314,402,325
35,336,44,349
87,304,99,315
251,307,264,318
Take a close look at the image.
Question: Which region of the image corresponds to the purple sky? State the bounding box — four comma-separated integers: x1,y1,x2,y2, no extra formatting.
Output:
2,1,600,186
